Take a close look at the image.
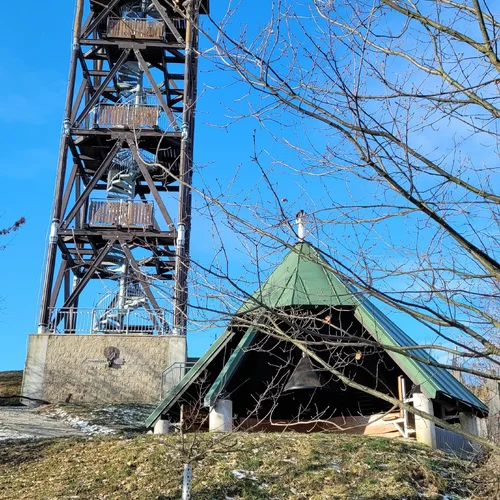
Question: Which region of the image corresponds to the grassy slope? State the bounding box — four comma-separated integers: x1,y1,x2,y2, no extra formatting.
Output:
0,370,23,406
0,433,479,500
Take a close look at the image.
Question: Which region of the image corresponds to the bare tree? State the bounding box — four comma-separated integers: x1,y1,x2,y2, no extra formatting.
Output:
180,0,500,370
131,0,500,451
0,217,25,251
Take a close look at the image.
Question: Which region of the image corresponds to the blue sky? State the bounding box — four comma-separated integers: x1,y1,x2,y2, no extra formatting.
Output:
0,0,280,370
0,1,452,371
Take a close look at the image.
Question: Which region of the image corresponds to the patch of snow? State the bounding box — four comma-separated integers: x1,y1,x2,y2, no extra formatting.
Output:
231,470,258,481
329,460,341,472
0,429,36,441
45,408,115,436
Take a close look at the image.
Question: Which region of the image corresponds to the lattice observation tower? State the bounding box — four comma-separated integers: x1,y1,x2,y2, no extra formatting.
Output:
22,0,209,404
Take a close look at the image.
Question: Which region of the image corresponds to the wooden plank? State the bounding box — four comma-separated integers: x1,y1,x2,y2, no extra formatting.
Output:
239,413,404,436
107,18,165,40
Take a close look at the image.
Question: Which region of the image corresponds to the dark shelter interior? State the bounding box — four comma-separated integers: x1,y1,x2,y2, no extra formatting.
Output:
164,306,410,429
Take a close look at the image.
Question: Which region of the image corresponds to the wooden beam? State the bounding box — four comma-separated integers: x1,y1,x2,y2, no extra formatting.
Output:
67,138,90,184
80,11,95,37
60,239,116,310
62,139,122,228
150,0,185,44
120,243,167,333
73,49,130,128
134,49,178,130
60,163,79,219
71,78,89,123
79,39,184,49
128,140,175,230
120,244,162,312
81,0,121,39
48,260,68,310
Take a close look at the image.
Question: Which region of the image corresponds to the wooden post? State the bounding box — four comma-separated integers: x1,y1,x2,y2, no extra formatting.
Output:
173,0,200,336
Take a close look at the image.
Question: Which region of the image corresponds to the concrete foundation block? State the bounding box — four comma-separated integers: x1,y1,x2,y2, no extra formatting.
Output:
154,419,171,434
414,392,436,448
209,399,233,432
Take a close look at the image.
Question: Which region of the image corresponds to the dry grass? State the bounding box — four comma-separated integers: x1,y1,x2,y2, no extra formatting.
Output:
0,370,23,406
0,433,479,499
468,453,500,499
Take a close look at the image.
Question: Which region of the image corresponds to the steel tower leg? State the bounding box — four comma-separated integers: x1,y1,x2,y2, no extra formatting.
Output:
173,2,199,336
38,0,84,332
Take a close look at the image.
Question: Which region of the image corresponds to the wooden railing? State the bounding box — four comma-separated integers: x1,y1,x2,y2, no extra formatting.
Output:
89,200,154,228
107,17,165,40
94,103,160,129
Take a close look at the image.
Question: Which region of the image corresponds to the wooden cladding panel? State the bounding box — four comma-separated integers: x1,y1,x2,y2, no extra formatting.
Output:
89,201,154,227
107,18,165,40
97,105,159,128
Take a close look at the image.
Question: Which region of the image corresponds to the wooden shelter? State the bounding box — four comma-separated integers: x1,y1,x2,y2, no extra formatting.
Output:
147,242,488,448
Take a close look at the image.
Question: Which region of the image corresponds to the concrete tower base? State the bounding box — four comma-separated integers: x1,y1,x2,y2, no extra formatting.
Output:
22,334,186,404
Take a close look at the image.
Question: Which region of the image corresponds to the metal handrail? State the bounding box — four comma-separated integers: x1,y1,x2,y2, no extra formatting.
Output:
160,361,196,400
48,307,169,335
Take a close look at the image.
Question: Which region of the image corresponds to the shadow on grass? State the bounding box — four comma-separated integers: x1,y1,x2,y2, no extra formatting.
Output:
0,438,81,467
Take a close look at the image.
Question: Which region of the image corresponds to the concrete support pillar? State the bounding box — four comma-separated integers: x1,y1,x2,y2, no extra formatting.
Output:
209,399,233,432
459,412,478,436
154,418,171,435
460,412,483,454
414,392,436,448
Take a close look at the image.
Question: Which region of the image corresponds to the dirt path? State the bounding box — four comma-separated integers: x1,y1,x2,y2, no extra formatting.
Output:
0,406,83,441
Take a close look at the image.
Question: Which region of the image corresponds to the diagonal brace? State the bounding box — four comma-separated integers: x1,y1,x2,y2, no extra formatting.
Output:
120,243,168,333
150,0,185,44
73,49,130,128
51,239,117,330
134,49,178,130
62,139,123,228
127,140,175,230
81,0,121,39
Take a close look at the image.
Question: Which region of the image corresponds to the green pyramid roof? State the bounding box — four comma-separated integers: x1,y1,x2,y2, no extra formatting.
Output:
147,242,487,427
238,242,356,313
